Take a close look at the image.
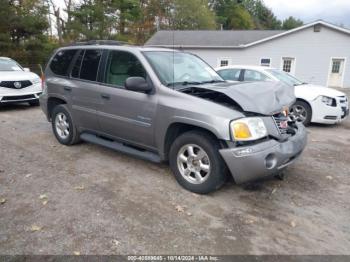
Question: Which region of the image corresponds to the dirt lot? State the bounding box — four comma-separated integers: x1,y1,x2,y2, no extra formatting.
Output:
0,100,350,255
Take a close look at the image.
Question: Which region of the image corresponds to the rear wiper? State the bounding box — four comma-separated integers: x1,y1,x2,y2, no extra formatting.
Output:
166,81,201,87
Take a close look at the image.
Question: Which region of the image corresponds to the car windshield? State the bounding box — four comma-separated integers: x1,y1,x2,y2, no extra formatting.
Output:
0,59,23,71
266,69,304,86
143,51,224,88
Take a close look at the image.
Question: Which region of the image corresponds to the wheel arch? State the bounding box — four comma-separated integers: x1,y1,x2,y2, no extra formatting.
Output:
47,96,67,120
294,98,313,114
162,122,227,161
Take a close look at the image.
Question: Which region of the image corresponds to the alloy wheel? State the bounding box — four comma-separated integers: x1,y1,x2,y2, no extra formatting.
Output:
54,112,70,139
177,144,211,184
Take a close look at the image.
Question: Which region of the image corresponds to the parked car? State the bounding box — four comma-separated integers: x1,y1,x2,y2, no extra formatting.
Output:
215,65,349,126
0,57,42,106
40,42,307,194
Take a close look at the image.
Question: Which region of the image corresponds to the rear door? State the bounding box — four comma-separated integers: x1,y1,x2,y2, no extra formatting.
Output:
69,49,103,132
97,50,157,149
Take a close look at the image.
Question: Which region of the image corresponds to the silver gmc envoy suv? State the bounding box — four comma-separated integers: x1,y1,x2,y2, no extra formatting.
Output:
40,41,307,194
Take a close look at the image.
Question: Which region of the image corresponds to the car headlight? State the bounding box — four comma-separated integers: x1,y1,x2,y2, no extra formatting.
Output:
321,96,336,107
31,78,41,85
230,117,268,141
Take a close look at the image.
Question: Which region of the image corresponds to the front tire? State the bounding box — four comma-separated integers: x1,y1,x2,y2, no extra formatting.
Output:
290,100,312,126
51,104,80,145
169,131,228,194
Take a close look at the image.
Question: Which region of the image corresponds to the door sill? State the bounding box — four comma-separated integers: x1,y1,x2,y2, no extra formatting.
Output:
80,133,161,163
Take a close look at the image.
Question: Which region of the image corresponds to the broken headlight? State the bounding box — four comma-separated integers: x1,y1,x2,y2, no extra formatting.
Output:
230,117,267,141
321,96,336,107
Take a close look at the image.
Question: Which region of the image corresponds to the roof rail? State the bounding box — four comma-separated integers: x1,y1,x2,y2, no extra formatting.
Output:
64,40,132,46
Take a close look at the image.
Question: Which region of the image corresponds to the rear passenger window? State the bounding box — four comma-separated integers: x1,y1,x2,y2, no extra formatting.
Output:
71,50,84,78
217,69,241,81
50,49,77,76
105,51,147,87
79,49,102,81
244,70,269,82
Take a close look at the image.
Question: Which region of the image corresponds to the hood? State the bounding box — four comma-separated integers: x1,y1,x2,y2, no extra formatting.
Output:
295,84,346,99
188,81,295,115
0,71,40,82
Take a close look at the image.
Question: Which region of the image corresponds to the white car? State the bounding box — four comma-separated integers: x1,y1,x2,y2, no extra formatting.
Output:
215,65,349,125
0,57,42,106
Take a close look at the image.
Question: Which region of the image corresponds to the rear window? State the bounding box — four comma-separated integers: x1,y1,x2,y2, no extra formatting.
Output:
50,49,77,76
79,49,102,81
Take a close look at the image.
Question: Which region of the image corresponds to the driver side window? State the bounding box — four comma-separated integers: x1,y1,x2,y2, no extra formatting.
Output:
105,51,147,88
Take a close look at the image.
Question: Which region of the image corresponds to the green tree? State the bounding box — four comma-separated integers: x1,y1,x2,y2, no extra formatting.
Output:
171,0,216,30
242,0,281,29
132,0,173,44
282,16,303,30
209,0,254,30
0,0,55,73
65,0,114,40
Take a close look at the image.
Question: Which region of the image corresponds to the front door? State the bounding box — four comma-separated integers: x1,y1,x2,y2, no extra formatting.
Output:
328,58,345,87
97,50,157,150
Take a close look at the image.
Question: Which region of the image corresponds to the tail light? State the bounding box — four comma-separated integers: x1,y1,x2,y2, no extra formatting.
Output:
41,74,45,90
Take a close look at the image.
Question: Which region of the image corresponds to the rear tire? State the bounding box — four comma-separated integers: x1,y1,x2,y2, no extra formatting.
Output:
169,130,228,194
290,100,312,126
51,104,80,145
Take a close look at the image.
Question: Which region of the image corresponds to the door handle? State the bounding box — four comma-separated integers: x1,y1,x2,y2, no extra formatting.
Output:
101,94,110,100
64,86,72,91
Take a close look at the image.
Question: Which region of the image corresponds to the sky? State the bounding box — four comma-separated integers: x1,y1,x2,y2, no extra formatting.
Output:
263,0,350,28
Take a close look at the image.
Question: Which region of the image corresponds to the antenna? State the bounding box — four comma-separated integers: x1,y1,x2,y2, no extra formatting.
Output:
172,30,175,90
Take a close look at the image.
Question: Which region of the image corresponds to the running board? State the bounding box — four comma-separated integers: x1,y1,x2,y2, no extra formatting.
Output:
80,133,161,163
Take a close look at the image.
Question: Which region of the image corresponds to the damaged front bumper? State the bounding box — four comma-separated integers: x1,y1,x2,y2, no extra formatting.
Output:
219,122,307,184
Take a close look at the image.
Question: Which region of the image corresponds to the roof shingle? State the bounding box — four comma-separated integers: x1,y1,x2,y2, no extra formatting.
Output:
145,30,286,47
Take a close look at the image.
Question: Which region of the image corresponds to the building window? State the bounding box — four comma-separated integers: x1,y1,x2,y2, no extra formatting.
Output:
260,58,271,67
282,57,295,73
219,58,231,67
332,60,341,73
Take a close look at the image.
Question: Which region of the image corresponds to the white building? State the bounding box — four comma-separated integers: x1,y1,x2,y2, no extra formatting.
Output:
145,20,350,88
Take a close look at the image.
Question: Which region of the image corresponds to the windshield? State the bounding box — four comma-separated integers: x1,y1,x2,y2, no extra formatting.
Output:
0,59,23,71
143,51,223,88
266,69,304,86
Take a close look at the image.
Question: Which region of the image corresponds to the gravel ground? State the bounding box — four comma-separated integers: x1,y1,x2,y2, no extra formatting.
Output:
0,100,349,255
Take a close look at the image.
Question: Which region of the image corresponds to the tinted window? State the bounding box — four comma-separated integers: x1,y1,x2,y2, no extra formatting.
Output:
71,50,84,78
80,49,102,81
244,70,269,81
217,69,241,81
105,51,147,87
50,49,77,76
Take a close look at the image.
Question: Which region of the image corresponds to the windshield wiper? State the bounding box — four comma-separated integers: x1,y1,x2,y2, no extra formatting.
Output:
293,82,307,86
166,81,202,87
200,80,225,84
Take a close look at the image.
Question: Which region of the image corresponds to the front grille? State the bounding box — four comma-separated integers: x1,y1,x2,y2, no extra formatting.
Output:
338,96,347,103
341,107,349,119
273,113,289,134
1,94,35,101
0,80,32,89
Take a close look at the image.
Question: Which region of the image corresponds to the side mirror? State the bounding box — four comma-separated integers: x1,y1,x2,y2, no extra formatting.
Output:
23,68,30,72
125,77,152,93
